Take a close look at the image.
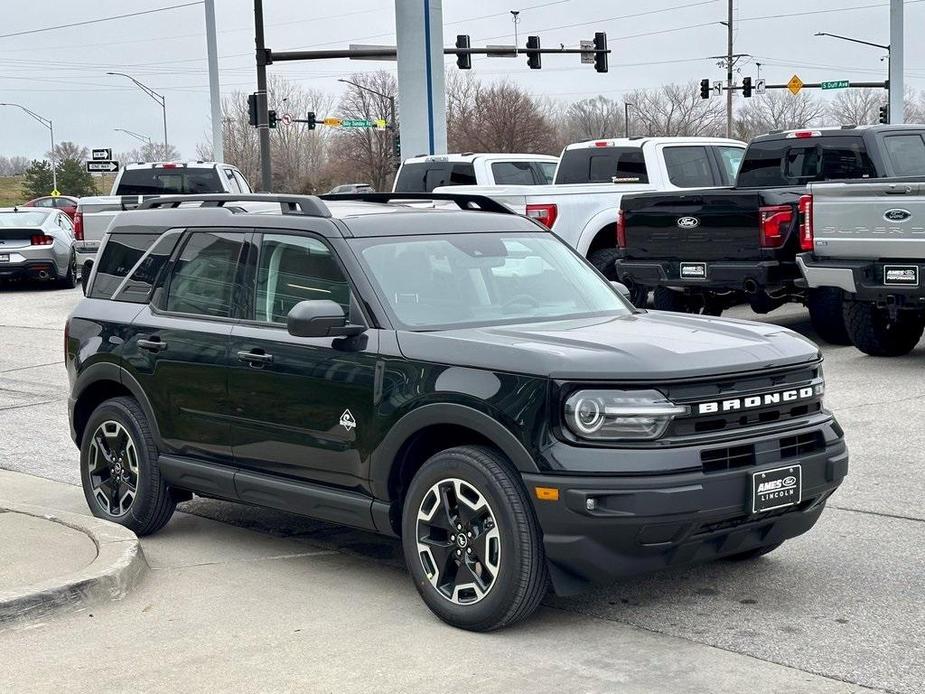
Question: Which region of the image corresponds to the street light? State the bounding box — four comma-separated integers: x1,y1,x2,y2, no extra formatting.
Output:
107,72,168,150
337,78,398,170
814,32,890,118
114,128,153,146
624,102,634,138
0,103,56,193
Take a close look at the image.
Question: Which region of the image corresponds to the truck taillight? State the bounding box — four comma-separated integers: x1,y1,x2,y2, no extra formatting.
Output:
30,234,54,246
758,205,792,248
526,203,558,229
799,194,814,251
73,210,84,241
616,208,626,248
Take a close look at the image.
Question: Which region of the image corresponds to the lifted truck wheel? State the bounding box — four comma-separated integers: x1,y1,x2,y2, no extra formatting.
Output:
807,288,851,345
653,287,723,316
843,302,925,357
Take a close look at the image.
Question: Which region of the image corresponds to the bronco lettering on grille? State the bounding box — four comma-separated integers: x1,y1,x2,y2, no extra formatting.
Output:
697,385,821,415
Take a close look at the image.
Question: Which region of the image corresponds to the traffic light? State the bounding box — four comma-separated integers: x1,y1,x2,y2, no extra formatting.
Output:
267,109,278,129
248,93,258,126
307,112,317,131
700,79,711,99
393,133,401,160
879,104,889,124
593,32,608,73
526,35,541,70
742,76,753,98
455,34,471,70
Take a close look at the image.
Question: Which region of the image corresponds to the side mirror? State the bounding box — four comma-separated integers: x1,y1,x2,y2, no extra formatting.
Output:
610,281,631,299
287,300,366,338
80,259,94,296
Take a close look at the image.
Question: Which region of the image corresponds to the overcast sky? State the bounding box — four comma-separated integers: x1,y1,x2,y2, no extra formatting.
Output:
1,0,923,160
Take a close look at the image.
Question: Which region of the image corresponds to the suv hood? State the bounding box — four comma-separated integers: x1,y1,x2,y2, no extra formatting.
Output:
396,311,819,381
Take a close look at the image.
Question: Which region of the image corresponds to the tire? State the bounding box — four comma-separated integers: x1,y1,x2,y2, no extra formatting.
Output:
587,248,621,280
807,288,851,345
653,287,723,316
843,301,925,357
401,445,549,632
79,396,176,536
59,250,78,289
725,542,784,561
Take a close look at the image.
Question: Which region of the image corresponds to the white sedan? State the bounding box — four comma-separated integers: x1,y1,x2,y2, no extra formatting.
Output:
0,206,78,288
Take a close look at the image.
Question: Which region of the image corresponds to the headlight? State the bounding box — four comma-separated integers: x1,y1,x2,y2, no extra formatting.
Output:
564,389,689,441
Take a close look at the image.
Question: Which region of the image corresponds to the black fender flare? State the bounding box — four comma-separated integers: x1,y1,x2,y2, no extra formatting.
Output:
368,402,539,501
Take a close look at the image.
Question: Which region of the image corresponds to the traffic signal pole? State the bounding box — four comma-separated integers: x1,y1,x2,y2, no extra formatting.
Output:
254,0,272,191
889,0,904,124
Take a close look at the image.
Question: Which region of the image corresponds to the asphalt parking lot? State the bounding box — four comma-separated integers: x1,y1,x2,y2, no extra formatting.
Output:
1,281,923,694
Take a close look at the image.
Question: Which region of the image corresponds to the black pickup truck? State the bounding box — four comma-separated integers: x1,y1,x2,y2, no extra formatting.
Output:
614,125,925,343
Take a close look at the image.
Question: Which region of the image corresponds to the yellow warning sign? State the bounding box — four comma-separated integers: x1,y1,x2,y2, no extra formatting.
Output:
323,117,342,126
50,189,60,197
374,119,387,130
787,74,804,95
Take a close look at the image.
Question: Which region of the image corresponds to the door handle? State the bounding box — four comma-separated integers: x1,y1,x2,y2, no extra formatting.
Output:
237,349,273,366
137,337,167,353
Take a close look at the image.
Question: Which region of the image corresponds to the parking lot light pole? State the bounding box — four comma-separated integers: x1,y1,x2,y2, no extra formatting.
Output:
0,102,56,193
114,128,153,146
337,78,398,170
107,72,168,150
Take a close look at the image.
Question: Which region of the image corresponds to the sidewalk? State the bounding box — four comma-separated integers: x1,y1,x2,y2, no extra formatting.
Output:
0,469,880,694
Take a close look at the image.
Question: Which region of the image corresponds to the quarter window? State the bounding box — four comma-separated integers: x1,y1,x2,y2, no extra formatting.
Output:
254,234,351,324
165,232,245,318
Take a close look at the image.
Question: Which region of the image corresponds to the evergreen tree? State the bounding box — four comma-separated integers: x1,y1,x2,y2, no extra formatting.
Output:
22,160,54,199
56,159,97,196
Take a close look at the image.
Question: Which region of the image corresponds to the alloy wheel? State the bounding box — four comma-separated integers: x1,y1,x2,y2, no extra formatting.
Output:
416,478,502,605
87,420,139,517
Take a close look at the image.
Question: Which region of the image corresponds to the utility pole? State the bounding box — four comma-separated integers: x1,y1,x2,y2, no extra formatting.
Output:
204,0,224,162
254,0,272,191
726,0,733,139
889,0,904,124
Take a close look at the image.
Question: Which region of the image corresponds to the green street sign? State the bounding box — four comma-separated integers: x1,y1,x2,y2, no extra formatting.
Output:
821,80,850,90
341,119,375,128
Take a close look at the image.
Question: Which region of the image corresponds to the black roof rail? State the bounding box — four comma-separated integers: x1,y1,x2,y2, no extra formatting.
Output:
320,192,515,215
138,194,331,217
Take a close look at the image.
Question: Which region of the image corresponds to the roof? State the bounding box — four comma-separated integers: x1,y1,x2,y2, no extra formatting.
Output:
122,161,231,170
402,152,559,164
754,124,925,141
563,137,746,150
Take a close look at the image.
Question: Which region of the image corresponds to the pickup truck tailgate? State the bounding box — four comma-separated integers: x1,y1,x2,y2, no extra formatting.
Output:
811,180,925,259
622,190,764,260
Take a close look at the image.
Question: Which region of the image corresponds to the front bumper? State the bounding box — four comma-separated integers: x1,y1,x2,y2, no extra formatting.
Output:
523,423,848,595
797,253,925,307
615,258,798,292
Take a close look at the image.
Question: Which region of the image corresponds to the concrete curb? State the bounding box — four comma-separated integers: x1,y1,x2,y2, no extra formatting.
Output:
0,500,147,625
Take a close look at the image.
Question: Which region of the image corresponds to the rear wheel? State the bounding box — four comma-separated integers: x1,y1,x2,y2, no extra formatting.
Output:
843,302,925,357
402,445,548,632
59,250,78,289
653,287,723,316
587,248,621,280
807,288,851,345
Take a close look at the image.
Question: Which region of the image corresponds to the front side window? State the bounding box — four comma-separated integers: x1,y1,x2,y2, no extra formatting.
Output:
165,232,245,318
254,234,351,324
353,233,630,330
663,146,715,188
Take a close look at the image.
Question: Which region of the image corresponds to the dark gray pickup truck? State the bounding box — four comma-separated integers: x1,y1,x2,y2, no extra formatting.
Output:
614,125,925,345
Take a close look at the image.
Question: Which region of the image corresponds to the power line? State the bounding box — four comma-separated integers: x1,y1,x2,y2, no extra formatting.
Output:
0,2,203,40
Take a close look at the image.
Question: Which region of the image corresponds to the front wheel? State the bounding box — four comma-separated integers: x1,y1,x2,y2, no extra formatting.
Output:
402,446,548,631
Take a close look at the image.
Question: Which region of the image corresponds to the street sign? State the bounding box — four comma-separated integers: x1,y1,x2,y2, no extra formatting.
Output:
50,189,60,197
341,119,375,128
323,117,342,127
91,148,111,161
787,74,804,95
712,81,723,96
281,113,293,126
579,40,595,64
86,160,119,173
374,119,387,130
756,78,767,95
821,80,850,90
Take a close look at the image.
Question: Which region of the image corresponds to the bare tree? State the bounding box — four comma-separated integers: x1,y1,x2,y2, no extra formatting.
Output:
0,156,30,176
48,141,88,163
563,96,625,141
827,88,883,125
734,90,826,140
624,83,725,137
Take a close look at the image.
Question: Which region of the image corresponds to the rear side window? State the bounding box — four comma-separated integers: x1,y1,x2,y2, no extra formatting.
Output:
89,233,159,299
883,134,925,176
555,147,649,184
491,161,537,185
115,167,224,195
165,232,245,318
113,231,182,304
737,137,876,187
663,146,716,188
394,162,476,192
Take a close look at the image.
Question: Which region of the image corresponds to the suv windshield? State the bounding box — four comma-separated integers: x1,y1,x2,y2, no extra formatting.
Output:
115,167,224,195
736,137,876,187
353,232,630,330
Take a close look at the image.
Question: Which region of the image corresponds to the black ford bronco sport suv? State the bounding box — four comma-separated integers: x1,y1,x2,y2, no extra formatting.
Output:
66,193,848,631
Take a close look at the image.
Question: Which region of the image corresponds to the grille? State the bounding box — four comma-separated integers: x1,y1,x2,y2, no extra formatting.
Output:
693,499,814,536
701,444,756,473
780,431,825,459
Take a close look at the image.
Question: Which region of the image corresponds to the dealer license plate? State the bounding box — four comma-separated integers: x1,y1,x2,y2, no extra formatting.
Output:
680,262,707,279
751,465,802,514
883,265,918,287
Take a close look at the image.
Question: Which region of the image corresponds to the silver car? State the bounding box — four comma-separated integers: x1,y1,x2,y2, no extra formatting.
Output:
0,207,78,287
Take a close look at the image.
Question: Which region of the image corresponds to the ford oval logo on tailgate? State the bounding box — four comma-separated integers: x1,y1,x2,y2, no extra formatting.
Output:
884,208,912,222
677,216,700,229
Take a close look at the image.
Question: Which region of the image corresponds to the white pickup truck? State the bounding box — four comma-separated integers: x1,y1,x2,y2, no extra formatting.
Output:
75,161,251,261
435,137,745,300
393,153,559,192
